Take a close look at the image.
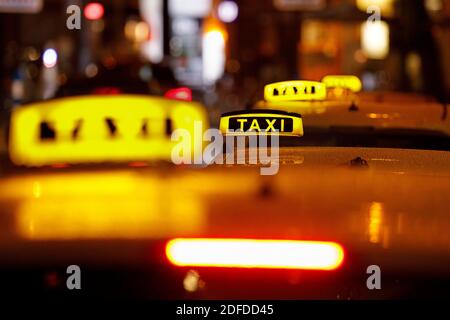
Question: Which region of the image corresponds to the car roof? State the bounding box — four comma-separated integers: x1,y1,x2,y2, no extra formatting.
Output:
357,91,437,104
1,147,450,274
256,97,449,134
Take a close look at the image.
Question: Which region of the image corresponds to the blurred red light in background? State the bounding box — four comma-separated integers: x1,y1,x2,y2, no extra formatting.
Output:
84,3,104,20
165,87,192,101
92,87,122,95
44,271,60,288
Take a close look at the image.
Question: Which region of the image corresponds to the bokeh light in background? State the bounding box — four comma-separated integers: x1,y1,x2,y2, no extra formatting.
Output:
85,63,98,78
0,0,448,107
125,20,150,43
356,0,394,17
84,2,104,21
218,1,238,23
169,0,212,17
203,29,226,85
134,22,151,42
425,0,443,12
140,0,164,63
42,48,58,68
25,47,40,62
361,20,389,59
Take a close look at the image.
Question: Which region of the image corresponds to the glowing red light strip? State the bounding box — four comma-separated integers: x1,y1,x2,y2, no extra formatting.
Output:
165,87,192,101
166,238,344,270
84,3,104,20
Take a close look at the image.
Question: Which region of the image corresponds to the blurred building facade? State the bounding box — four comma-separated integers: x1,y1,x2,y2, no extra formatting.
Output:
0,0,449,111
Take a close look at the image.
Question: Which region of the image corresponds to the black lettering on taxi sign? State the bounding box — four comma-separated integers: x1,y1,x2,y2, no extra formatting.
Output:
228,117,293,133
220,110,303,137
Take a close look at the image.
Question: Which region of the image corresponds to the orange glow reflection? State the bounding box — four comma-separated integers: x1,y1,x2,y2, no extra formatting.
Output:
0,171,205,239
368,202,384,244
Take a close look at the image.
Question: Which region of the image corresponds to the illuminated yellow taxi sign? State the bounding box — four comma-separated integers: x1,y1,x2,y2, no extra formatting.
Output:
322,75,362,93
264,81,326,102
9,95,208,166
219,110,303,137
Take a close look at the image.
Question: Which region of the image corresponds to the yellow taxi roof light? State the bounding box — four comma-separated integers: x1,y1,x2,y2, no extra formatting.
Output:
8,95,208,167
219,109,303,137
264,80,326,102
322,75,362,93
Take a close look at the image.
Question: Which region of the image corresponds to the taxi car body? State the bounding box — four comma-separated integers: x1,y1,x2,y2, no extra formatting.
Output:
1,146,450,299
255,78,450,151
1,94,450,299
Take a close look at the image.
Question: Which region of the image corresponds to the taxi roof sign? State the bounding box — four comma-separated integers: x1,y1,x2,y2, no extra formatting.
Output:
322,75,362,93
8,95,208,166
220,109,303,137
264,80,326,102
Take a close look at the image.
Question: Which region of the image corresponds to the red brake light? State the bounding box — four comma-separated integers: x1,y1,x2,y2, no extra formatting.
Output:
165,87,192,101
166,238,344,270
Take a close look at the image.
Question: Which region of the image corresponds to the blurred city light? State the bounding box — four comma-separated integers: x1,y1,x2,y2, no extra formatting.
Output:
42,48,58,68
169,0,212,18
172,18,199,34
84,2,104,20
356,0,394,17
125,20,138,40
425,0,443,12
25,46,40,61
165,87,193,101
0,0,43,13
202,30,226,85
126,20,151,43
362,72,377,90
361,21,389,59
134,21,150,42
140,0,164,63
139,65,153,81
84,63,98,78
183,270,202,293
218,1,238,23
11,79,24,102
202,18,227,86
